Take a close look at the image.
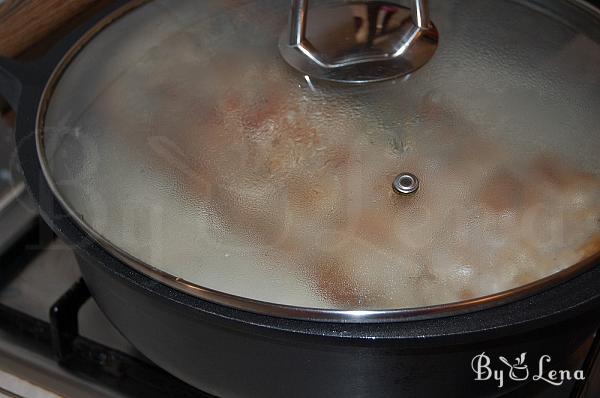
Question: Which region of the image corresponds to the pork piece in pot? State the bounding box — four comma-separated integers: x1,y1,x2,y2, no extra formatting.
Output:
43,22,600,310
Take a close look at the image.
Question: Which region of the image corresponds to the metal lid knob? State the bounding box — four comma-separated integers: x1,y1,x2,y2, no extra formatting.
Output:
279,0,439,83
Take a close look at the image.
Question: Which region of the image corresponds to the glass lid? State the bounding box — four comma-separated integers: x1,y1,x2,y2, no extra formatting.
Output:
39,0,600,320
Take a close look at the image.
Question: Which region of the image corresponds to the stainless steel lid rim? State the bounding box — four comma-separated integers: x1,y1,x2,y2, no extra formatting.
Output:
27,0,600,322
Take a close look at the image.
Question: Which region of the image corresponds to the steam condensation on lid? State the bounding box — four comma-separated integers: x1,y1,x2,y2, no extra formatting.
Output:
42,0,600,310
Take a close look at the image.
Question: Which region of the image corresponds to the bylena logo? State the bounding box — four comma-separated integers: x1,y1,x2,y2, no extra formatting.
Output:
471,352,585,388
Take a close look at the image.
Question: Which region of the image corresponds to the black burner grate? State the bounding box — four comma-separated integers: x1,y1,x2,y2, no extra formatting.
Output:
0,216,211,398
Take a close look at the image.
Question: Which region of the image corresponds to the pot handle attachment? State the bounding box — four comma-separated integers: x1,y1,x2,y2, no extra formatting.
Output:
0,57,24,111
279,0,439,83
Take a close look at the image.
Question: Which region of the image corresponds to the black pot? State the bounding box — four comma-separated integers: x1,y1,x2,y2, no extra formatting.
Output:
2,1,600,397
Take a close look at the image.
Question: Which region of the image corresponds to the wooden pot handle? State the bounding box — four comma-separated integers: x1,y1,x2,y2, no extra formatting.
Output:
0,0,96,57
